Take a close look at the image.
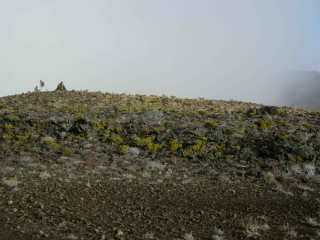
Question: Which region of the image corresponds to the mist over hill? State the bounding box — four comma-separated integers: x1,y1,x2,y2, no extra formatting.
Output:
280,71,320,109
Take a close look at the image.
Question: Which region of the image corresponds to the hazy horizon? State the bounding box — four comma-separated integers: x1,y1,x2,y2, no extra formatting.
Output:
1,0,319,105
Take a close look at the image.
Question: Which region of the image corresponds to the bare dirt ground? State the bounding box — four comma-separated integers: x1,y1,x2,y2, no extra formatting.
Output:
1,161,320,240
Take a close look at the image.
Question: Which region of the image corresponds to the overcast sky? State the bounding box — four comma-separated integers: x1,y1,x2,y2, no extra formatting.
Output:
1,0,319,105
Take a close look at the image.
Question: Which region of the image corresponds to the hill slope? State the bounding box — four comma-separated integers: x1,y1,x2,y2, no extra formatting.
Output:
0,90,320,239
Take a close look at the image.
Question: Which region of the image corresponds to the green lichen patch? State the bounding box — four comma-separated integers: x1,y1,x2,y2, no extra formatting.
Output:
0,90,319,174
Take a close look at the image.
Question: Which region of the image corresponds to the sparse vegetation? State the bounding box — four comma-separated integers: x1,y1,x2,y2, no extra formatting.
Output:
169,139,182,153
0,88,319,173
0,87,320,240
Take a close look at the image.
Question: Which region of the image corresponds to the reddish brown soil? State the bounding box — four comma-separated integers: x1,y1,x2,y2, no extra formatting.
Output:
1,174,319,240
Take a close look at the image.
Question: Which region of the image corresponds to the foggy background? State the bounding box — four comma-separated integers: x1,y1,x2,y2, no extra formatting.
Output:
1,0,319,106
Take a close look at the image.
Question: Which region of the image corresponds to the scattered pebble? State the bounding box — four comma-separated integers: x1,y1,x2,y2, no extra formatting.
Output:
306,217,320,227
39,171,51,180
183,232,195,240
67,234,78,240
211,227,224,240
264,172,277,185
303,163,316,178
164,168,173,178
143,232,155,239
115,229,124,240
19,156,33,165
145,161,166,171
1,167,15,174
2,177,19,188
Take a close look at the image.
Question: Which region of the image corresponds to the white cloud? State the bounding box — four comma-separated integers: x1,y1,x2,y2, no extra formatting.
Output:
0,0,319,104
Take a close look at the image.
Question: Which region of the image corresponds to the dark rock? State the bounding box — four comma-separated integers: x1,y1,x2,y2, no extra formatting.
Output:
47,116,73,138
140,111,164,125
69,117,90,134
258,106,279,115
55,82,67,92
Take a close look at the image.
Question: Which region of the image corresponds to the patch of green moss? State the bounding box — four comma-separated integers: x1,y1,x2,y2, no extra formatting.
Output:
118,144,129,155
134,136,161,154
246,108,257,117
182,138,207,158
256,119,273,130
275,107,287,116
2,133,13,142
15,133,33,145
109,133,124,145
198,109,207,116
3,114,20,123
94,120,108,130
62,147,73,157
302,122,313,129
3,123,15,131
0,122,32,147
277,133,289,141
169,139,182,153
204,120,220,129
43,137,61,151
223,127,234,136
67,104,89,115
1,125,33,146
